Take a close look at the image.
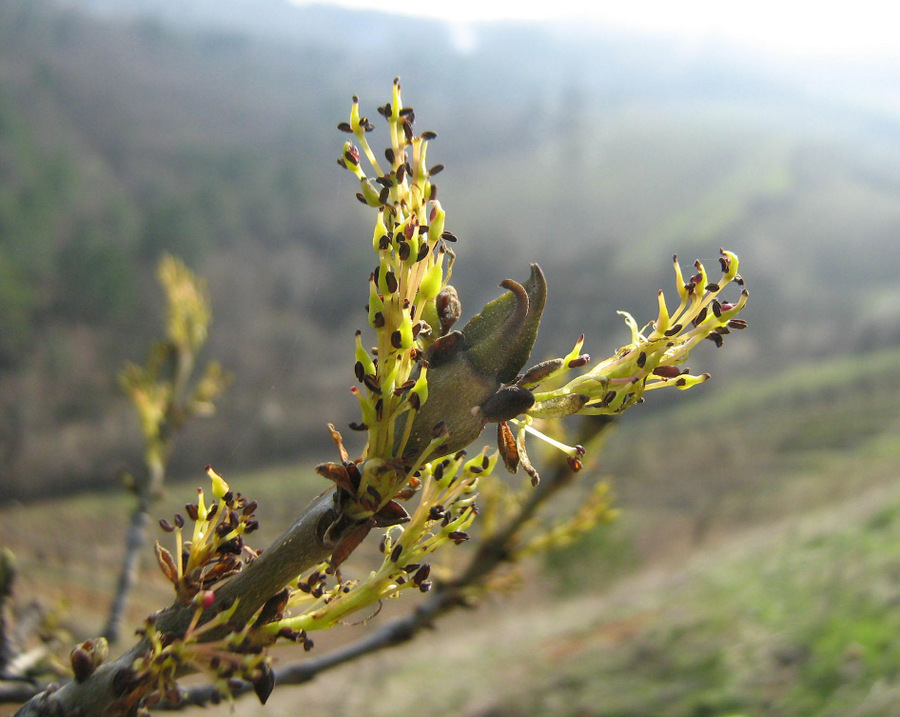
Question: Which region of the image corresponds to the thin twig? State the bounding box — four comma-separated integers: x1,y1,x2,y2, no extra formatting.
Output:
103,481,160,645
0,549,17,676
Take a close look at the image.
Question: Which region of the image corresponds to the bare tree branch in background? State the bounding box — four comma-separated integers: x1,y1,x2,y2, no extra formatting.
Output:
104,257,231,644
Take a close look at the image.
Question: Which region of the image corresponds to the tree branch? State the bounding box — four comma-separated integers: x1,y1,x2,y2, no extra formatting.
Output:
13,488,354,716
103,470,161,645
157,437,606,710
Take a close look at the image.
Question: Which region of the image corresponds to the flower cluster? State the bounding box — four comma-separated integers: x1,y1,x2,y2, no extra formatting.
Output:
155,467,260,606
261,449,485,638
112,596,274,711
339,78,455,460
331,78,467,538
126,468,281,708
504,249,749,470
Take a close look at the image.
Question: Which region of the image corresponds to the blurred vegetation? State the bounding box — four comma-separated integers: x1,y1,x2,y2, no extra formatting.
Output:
2,0,900,509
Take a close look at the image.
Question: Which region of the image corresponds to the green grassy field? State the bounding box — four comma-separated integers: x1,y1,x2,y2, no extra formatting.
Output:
4,348,900,716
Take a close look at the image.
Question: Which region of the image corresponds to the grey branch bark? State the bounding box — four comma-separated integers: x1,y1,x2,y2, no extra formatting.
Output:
0,549,17,676
104,458,166,644
103,498,153,644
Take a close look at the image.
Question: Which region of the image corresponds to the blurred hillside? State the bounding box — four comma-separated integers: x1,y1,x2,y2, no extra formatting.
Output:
2,0,900,499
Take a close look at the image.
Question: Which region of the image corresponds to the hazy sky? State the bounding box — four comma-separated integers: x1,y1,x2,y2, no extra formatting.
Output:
290,0,899,60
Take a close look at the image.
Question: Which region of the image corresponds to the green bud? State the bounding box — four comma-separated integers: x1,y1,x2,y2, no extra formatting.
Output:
427,204,446,244
398,265,547,461
368,281,384,328
528,393,590,419
354,332,376,376
359,178,381,206
419,261,444,302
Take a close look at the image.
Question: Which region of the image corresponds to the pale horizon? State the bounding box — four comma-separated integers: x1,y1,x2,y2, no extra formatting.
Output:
289,0,900,61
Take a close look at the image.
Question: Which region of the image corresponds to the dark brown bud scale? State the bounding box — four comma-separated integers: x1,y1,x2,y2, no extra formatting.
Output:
70,647,94,683
480,385,535,422
346,461,362,491
498,421,519,474
366,485,383,505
